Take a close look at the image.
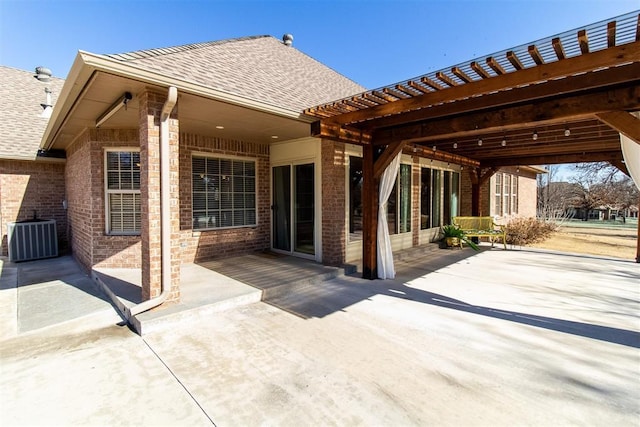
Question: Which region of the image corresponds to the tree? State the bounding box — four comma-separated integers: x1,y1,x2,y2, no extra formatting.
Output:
571,162,639,221
537,165,576,221
573,162,622,184
608,177,640,223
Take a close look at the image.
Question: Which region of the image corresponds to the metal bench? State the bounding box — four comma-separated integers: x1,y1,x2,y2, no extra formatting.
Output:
452,216,507,249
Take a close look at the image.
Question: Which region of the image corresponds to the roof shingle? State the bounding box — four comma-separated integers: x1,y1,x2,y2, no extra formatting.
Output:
0,66,65,160
105,35,366,112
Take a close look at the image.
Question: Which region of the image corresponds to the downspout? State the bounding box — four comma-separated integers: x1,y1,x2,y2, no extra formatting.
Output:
130,86,178,316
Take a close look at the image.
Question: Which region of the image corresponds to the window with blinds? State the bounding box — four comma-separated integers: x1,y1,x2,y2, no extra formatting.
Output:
105,150,141,234
192,155,256,229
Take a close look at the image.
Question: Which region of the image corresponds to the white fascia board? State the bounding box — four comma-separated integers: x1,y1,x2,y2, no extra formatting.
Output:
40,52,96,150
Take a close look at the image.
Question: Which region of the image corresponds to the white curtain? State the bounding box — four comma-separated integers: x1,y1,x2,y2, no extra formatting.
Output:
620,112,640,191
377,154,401,279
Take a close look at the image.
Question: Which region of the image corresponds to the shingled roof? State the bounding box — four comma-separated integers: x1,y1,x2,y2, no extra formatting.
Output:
104,35,366,112
0,66,65,160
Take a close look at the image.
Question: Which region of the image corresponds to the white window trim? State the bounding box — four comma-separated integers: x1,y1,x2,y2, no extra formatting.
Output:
191,152,258,231
104,147,141,236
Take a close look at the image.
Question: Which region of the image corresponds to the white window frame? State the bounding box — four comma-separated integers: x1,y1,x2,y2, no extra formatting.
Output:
503,174,511,215
495,173,503,216
512,175,519,214
104,148,141,236
191,152,258,230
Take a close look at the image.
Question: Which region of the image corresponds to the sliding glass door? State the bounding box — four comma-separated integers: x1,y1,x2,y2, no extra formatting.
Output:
272,163,315,256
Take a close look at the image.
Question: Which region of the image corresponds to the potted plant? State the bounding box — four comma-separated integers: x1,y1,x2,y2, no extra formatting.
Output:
441,225,480,250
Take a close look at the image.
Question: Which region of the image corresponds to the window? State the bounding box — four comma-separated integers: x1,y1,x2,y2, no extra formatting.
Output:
398,164,411,233
348,158,411,238
512,176,519,214
420,168,432,229
444,171,460,225
192,155,256,229
421,168,456,229
349,156,363,241
503,174,511,215
386,163,411,235
495,173,502,216
431,169,442,228
105,150,141,235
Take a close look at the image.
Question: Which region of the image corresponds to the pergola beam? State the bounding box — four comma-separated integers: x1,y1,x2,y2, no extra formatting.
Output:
373,141,406,179
595,111,640,145
401,145,480,168
372,84,640,146
608,159,630,177
310,121,372,145
482,151,624,167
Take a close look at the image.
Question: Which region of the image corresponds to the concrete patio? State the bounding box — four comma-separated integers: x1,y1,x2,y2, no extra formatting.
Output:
1,247,639,426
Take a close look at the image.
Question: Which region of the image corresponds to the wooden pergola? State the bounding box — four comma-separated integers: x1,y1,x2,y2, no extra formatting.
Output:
305,12,640,277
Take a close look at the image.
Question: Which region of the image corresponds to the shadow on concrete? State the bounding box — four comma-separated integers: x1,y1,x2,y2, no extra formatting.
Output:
268,275,640,349
202,246,638,349
6,256,121,333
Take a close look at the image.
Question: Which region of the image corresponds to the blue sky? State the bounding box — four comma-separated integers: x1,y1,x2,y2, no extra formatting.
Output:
1,0,638,88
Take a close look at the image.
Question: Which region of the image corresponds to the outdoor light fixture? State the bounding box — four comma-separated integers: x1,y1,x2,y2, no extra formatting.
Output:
460,165,464,170
532,130,538,141
96,92,132,128
432,145,437,152
477,138,483,146
453,142,458,149
516,166,520,173
501,138,507,147
564,127,571,137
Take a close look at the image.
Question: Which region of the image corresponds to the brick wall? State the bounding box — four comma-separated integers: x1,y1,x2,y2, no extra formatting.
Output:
66,128,141,271
178,133,270,263
517,169,538,218
320,139,346,266
460,169,473,216
459,168,492,216
0,159,67,257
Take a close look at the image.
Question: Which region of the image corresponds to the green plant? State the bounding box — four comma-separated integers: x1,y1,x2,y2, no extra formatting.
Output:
441,225,480,250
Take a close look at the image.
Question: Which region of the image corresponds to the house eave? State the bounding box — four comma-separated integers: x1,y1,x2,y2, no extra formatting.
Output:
40,50,315,151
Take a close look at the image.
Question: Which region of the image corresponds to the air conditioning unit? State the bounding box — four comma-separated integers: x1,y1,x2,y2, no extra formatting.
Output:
7,220,58,262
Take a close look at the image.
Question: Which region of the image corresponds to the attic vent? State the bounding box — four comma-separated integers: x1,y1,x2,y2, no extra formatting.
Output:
282,34,293,47
34,66,52,82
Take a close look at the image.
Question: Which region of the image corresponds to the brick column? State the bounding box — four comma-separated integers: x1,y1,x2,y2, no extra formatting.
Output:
321,139,346,266
411,157,420,246
138,90,181,302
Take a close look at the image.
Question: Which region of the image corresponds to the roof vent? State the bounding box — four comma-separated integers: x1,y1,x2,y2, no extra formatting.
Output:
34,66,52,82
40,87,53,118
282,34,293,47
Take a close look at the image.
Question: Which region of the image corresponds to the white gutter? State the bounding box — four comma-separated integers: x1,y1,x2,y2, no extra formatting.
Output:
129,86,178,317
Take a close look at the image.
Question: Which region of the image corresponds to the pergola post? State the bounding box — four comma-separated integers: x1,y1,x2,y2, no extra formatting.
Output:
362,144,378,279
